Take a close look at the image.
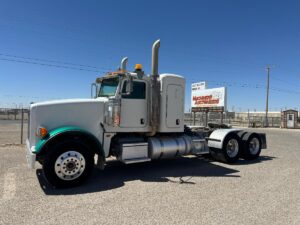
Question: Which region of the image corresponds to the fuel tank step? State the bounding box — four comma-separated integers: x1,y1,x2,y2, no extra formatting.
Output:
122,158,151,164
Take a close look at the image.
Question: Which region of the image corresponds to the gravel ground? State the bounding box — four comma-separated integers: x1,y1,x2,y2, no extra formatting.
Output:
0,128,299,225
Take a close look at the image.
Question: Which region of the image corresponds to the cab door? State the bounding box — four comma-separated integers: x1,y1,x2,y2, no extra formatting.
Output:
120,80,148,128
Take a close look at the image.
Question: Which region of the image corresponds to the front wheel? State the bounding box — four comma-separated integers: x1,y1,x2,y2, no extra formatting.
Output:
43,140,94,188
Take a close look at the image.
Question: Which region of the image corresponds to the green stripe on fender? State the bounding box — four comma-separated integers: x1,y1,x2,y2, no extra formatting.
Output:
34,126,100,154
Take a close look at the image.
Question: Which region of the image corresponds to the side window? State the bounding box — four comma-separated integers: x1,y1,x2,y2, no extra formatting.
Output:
122,81,146,99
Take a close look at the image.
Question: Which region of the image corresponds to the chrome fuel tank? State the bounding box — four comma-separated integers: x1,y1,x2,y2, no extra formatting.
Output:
148,135,208,159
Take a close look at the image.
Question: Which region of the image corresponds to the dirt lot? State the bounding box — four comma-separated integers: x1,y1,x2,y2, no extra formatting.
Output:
0,127,300,225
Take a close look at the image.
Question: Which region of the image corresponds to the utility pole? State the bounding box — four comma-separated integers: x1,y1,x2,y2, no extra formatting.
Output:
265,66,271,127
248,109,250,127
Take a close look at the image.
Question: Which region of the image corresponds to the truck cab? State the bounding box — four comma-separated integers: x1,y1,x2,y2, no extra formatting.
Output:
98,72,185,133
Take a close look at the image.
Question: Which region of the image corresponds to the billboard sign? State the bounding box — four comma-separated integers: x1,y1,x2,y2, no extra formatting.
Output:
191,82,207,91
191,87,227,110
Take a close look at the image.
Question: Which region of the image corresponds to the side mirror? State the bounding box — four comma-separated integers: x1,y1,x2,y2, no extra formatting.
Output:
91,83,98,98
126,77,133,93
122,77,133,95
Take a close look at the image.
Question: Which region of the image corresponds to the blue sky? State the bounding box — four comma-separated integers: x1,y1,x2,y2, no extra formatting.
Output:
0,0,300,111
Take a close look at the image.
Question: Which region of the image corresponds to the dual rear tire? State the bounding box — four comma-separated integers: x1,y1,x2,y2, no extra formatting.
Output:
210,133,241,163
241,133,262,160
210,132,262,163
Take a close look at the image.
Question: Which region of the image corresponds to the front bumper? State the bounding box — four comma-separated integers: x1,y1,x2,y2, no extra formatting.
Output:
25,139,36,169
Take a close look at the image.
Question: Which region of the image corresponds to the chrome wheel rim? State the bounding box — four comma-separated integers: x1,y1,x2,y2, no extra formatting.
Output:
226,139,239,158
54,151,85,181
249,137,260,155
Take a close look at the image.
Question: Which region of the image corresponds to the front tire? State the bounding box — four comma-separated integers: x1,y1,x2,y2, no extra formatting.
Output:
43,139,94,188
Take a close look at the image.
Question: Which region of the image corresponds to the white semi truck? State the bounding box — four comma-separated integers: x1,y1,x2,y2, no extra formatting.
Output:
26,40,267,188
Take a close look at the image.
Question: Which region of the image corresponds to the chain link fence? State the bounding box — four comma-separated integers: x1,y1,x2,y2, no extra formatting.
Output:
0,107,286,145
0,108,29,145
184,112,282,128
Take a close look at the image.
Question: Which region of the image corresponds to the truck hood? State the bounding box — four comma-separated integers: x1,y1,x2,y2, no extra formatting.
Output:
29,98,108,147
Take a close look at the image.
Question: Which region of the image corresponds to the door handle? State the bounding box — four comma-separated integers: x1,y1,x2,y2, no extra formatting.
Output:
140,118,145,125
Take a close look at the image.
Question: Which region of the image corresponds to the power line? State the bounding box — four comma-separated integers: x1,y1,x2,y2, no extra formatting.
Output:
165,50,265,69
1,94,59,99
0,53,111,70
188,78,265,89
0,57,108,73
193,80,300,95
204,80,265,89
272,76,300,88
269,87,300,94
1,52,300,95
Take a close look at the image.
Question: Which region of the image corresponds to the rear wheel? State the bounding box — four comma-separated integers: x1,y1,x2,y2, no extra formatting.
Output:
210,133,241,163
242,133,262,160
43,139,94,188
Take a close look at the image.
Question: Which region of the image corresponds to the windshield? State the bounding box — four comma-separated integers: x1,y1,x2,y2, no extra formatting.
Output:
98,77,119,97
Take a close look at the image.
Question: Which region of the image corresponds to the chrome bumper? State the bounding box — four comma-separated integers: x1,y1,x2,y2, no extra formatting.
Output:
26,139,36,169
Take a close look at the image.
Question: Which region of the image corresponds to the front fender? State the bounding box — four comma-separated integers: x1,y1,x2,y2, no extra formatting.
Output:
34,126,104,156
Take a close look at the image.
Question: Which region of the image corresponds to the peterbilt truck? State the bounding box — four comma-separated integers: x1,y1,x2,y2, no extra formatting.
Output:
26,40,267,188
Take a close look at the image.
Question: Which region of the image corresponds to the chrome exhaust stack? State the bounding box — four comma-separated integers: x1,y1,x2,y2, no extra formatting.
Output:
148,39,161,136
151,39,160,77
120,57,128,71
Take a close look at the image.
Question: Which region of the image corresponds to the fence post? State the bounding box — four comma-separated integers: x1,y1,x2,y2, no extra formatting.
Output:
21,108,24,144
27,110,30,139
221,111,224,125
